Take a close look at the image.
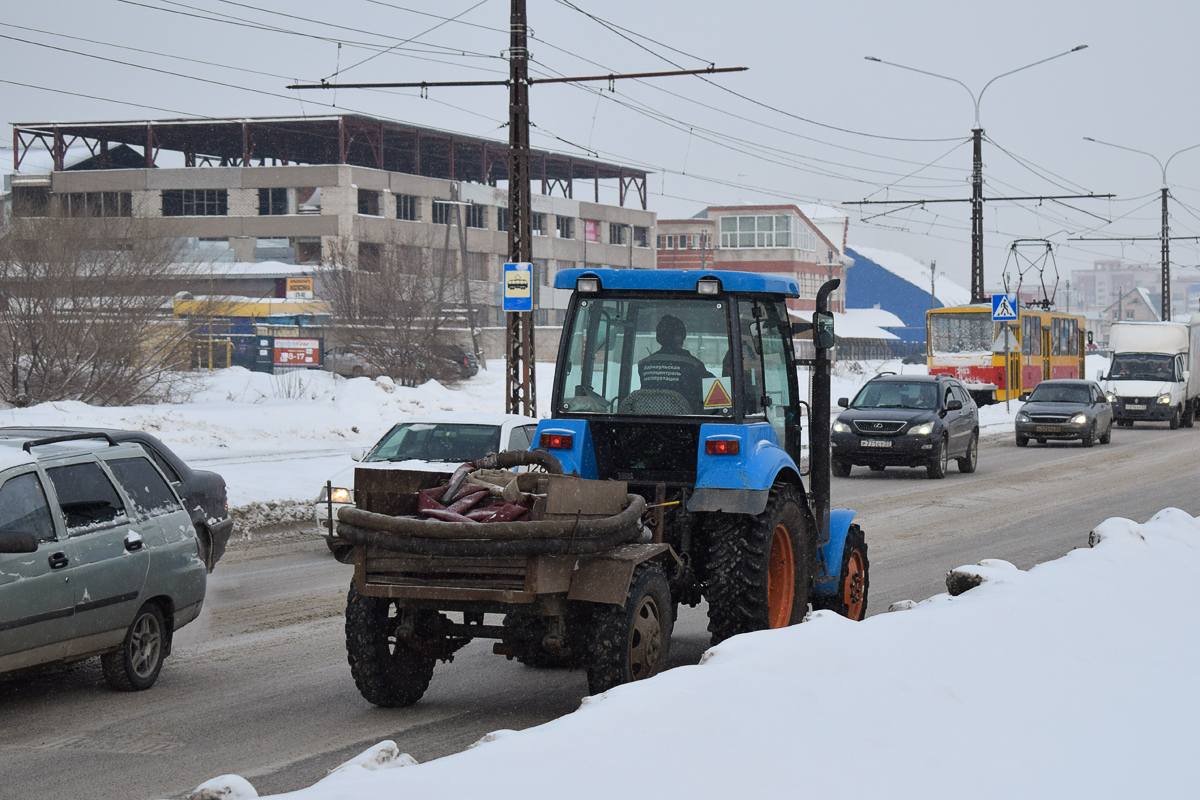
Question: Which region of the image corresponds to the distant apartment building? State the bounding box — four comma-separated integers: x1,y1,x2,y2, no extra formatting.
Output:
8,115,656,330
1070,259,1198,319
655,204,849,311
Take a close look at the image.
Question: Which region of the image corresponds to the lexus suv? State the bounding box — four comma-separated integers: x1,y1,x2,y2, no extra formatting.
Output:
830,374,979,479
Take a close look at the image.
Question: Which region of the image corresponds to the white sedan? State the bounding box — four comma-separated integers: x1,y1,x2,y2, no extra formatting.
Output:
315,413,539,560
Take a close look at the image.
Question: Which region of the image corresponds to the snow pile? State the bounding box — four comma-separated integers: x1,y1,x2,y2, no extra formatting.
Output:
183,507,1200,799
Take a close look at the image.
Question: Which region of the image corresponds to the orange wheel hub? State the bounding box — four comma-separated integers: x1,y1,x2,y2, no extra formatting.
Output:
767,524,795,628
843,549,866,621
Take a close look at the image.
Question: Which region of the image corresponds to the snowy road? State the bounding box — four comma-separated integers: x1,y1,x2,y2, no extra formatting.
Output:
1,423,1197,800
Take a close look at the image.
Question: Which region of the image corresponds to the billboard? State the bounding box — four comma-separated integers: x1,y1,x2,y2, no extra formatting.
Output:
273,337,321,367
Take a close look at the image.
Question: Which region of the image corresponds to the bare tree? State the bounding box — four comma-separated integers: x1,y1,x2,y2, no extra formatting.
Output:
320,229,466,386
0,217,194,406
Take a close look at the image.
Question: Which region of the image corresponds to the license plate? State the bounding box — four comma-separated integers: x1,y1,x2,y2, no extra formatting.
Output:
861,439,892,448
1035,426,1060,433
1126,404,1146,411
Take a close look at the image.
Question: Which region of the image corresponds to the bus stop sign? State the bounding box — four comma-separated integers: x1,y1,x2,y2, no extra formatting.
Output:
503,262,533,312
992,293,1018,321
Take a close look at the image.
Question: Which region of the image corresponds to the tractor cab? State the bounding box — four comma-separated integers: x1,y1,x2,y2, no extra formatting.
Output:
546,269,803,495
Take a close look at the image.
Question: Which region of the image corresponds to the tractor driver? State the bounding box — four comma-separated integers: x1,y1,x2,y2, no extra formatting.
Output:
637,314,712,413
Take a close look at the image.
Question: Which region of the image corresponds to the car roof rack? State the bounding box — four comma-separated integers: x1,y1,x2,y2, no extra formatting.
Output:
22,432,120,452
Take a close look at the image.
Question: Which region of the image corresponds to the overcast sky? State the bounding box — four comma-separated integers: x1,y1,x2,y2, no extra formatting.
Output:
4,0,1200,296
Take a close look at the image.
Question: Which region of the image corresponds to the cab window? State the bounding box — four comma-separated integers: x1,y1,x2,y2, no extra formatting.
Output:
106,457,182,519
45,462,129,535
0,471,57,543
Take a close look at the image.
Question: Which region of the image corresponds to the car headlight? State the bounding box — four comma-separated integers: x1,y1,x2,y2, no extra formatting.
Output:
909,421,935,436
1069,413,1088,424
1105,393,1116,403
832,420,851,434
1157,394,1172,405
330,487,352,504
1016,412,1030,423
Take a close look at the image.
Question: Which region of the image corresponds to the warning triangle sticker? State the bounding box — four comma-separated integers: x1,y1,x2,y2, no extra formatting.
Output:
703,379,733,408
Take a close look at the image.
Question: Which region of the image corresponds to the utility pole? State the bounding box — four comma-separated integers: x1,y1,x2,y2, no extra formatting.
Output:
929,259,937,310
289,1,743,415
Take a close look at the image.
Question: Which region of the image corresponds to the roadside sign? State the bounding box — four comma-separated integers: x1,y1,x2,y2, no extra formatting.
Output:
503,262,533,312
273,337,321,367
286,277,314,300
992,293,1018,321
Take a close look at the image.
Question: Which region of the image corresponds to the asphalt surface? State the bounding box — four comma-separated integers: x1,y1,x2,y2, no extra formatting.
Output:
1,421,1197,800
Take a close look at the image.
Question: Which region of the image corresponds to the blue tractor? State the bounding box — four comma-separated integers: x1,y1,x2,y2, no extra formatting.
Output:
337,268,867,705
535,268,868,644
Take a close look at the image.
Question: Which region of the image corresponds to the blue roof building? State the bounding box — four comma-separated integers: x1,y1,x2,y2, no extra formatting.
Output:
844,246,971,343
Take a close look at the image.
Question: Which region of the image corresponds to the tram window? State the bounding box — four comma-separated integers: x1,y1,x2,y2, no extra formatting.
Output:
1051,318,1060,356
1069,320,1079,355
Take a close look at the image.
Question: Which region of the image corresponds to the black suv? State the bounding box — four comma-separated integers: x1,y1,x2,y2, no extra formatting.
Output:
830,374,979,479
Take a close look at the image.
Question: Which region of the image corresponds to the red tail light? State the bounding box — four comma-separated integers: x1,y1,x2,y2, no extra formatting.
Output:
540,432,574,450
705,439,740,455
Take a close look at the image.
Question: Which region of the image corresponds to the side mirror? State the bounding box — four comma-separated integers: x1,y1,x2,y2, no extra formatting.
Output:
1183,371,1191,383
813,311,835,350
946,398,964,411
1095,370,1104,382
0,530,38,554
837,397,849,408
1019,392,1031,401
350,448,365,462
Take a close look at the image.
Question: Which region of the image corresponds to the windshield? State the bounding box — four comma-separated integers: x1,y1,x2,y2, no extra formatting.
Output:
930,313,994,356
367,423,501,463
558,296,732,416
1108,354,1176,382
1028,384,1090,404
851,381,938,410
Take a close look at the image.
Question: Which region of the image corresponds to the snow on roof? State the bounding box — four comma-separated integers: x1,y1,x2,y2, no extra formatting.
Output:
180,261,316,278
1136,287,1161,320
0,442,36,473
797,203,848,222
839,306,904,329
848,245,972,307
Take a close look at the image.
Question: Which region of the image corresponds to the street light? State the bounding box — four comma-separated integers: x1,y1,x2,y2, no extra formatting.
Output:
865,46,1088,304
1082,136,1200,319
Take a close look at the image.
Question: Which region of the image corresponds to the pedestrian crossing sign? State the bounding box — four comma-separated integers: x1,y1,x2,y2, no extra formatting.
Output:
992,293,1018,321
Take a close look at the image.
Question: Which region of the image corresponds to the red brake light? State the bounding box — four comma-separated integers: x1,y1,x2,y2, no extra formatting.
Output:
540,433,574,450
705,439,740,455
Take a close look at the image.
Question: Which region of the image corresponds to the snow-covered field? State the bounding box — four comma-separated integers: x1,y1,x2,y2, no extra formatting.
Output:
187,507,1200,800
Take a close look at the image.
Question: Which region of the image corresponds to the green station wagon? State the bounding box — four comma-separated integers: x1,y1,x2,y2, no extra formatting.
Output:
0,433,206,690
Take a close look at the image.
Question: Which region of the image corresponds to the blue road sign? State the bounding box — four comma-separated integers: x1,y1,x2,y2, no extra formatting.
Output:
503,262,533,312
992,293,1018,321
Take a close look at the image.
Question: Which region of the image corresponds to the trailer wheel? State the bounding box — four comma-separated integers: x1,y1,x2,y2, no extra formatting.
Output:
503,613,574,669
926,435,948,479
813,525,870,621
345,586,435,707
957,432,978,473
831,458,851,478
585,562,672,694
705,485,812,646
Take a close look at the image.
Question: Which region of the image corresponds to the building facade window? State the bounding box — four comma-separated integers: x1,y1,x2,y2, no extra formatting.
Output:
531,213,546,236
12,186,51,217
162,189,227,216
258,187,288,216
584,219,600,243
609,223,626,245
497,207,510,232
432,200,452,225
295,239,322,264
633,226,649,247
358,241,382,272
719,214,814,249
465,204,486,229
395,193,418,221
357,189,380,216
464,251,487,281
556,215,574,239
63,191,132,218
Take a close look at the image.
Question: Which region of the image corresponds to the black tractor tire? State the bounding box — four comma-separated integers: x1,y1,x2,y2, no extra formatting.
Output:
957,431,978,473
705,485,812,646
503,613,574,669
345,586,435,707
1099,419,1113,444
1170,405,1182,430
101,602,167,691
831,458,851,478
926,435,949,479
585,562,672,695
811,525,869,621
1081,422,1095,448
1016,433,1029,447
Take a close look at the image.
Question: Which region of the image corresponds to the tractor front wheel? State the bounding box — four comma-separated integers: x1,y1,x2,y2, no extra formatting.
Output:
813,525,870,621
705,486,812,646
345,586,435,707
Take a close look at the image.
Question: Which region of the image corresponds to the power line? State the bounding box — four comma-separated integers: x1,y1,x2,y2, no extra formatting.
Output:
0,77,202,118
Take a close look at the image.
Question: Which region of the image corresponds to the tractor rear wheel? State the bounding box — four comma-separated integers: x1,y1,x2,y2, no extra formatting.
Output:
345,586,435,707
585,563,672,694
812,525,869,621
705,485,812,646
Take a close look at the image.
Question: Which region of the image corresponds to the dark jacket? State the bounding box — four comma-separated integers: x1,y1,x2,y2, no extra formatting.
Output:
638,347,711,412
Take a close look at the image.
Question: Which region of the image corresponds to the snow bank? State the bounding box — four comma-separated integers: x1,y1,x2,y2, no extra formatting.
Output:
184,508,1200,800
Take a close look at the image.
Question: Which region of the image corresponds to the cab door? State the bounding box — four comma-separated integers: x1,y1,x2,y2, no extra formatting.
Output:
0,470,74,668
751,301,802,463
45,460,149,646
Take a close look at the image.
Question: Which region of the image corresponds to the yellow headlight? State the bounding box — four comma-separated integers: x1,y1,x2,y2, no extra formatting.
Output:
330,487,352,504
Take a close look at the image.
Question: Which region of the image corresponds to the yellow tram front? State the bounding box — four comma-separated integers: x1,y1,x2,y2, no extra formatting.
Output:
927,305,1086,404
